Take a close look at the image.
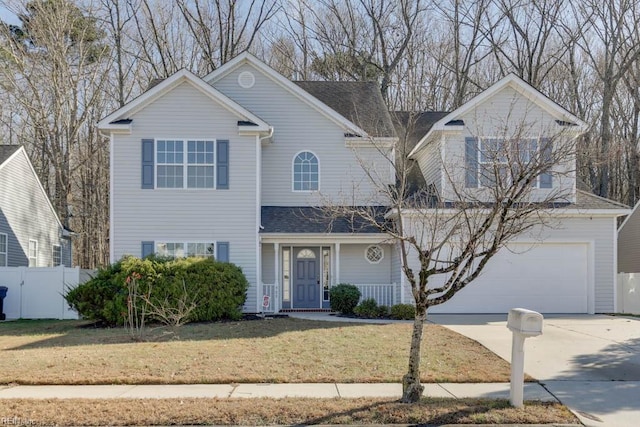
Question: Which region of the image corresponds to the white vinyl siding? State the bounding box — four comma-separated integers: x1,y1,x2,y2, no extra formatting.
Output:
111,81,258,312
339,244,392,284
210,63,393,206
0,233,7,266
415,136,442,195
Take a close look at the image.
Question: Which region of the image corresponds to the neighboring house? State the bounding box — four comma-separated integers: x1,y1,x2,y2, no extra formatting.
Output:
618,201,640,273
98,53,628,314
0,145,72,267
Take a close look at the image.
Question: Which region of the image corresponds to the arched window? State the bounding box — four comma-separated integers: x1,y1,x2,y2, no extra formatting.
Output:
293,151,319,191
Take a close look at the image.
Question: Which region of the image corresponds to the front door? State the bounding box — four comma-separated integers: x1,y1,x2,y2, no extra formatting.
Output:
293,248,320,308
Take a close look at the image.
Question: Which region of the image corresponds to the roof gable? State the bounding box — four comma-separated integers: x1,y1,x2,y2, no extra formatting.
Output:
204,52,370,137
0,146,65,231
97,69,270,133
409,74,587,158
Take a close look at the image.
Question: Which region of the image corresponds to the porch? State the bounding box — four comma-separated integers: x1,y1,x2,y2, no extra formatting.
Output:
259,240,403,313
260,282,397,313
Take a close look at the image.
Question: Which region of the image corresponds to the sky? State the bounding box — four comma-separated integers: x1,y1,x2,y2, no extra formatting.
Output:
0,5,19,25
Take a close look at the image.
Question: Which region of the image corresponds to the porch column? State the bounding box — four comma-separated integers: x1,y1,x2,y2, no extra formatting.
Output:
274,242,280,312
335,242,341,284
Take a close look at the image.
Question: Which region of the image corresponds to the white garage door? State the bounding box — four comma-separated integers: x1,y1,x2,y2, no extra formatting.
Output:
429,243,590,314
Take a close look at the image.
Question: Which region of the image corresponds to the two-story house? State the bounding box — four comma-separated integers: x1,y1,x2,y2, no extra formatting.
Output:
0,145,72,267
98,53,628,314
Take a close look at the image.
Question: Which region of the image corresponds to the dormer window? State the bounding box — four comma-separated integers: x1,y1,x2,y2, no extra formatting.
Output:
466,137,552,189
292,151,319,191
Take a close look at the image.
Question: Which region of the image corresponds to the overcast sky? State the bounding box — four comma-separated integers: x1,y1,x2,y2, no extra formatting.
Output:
0,5,19,25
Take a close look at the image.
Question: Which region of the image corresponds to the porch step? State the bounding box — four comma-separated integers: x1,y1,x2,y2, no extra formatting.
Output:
279,308,334,313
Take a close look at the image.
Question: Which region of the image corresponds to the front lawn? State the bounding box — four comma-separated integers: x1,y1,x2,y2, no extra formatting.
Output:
1,398,577,426
0,318,510,384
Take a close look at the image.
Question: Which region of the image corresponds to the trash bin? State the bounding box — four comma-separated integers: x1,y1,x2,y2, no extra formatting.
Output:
0,286,7,321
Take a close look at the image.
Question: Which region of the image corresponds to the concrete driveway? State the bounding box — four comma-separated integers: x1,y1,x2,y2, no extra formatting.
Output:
429,314,640,427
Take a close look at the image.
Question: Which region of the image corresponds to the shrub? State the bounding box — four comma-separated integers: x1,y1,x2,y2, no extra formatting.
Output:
65,256,248,326
64,259,129,326
377,305,390,317
354,298,380,318
390,303,415,320
329,283,361,314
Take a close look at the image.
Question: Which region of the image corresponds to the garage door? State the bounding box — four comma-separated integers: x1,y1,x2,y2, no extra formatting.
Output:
428,243,589,314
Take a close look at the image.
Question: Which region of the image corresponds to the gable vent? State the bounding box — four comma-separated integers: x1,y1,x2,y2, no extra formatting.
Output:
238,71,255,89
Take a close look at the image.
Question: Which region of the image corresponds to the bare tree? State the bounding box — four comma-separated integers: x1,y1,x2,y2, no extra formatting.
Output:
175,0,279,71
307,0,426,101
325,103,579,402
0,0,111,245
571,0,640,199
484,0,568,88
433,0,493,108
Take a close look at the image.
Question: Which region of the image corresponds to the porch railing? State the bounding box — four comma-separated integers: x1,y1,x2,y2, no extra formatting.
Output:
259,282,396,312
260,283,277,313
353,283,395,307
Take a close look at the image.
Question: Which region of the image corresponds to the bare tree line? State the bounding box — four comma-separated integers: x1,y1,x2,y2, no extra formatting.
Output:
0,0,639,267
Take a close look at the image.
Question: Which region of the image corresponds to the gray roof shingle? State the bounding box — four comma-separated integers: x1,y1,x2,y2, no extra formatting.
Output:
261,206,387,234
294,81,396,138
574,190,630,210
391,111,449,154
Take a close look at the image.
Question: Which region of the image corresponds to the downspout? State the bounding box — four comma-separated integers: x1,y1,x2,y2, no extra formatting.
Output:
259,127,274,144
257,127,273,313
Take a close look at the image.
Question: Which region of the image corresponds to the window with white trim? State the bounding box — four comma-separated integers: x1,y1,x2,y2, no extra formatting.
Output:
0,233,7,266
365,245,384,264
293,151,319,191
156,241,215,258
52,245,62,267
28,239,38,267
478,138,541,188
156,139,215,188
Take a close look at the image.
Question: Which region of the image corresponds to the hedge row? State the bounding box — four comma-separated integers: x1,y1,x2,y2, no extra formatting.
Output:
65,256,248,326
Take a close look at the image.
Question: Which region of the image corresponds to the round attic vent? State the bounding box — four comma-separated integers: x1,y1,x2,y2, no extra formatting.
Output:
238,71,255,88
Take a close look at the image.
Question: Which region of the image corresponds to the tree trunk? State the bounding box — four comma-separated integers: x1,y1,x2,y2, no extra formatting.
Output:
401,302,427,403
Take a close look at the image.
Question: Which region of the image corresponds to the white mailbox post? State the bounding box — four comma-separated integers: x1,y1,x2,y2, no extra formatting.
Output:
506,308,543,408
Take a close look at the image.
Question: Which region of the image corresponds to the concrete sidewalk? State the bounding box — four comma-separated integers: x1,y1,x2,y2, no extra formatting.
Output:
0,382,556,401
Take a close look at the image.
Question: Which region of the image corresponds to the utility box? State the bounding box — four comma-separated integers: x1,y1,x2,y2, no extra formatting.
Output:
507,308,543,337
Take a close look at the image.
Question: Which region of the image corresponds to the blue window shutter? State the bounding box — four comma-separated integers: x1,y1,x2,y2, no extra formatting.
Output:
141,139,155,189
539,138,553,188
465,137,478,188
216,242,229,262
217,140,229,189
141,241,154,258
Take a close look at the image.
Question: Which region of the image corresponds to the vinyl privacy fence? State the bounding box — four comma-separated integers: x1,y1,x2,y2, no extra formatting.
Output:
0,267,94,320
617,273,640,315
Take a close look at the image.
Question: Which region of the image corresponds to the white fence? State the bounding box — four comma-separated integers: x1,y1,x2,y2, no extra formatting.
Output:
0,267,94,320
617,273,640,314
